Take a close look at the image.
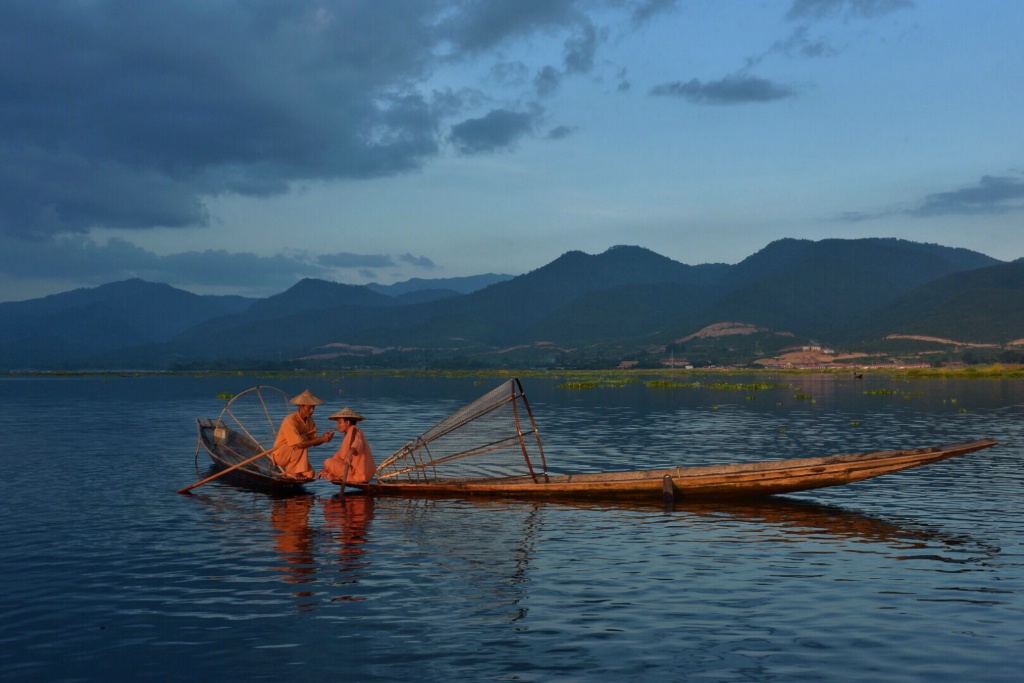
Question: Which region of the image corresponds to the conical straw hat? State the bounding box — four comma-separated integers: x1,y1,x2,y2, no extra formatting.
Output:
328,407,364,421
290,389,325,405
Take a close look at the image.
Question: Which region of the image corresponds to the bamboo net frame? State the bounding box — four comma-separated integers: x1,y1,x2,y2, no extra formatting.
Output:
210,385,292,477
376,377,547,483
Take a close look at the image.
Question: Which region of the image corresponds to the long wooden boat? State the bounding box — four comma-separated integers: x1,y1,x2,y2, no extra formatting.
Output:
323,377,997,503
348,439,996,502
196,416,310,493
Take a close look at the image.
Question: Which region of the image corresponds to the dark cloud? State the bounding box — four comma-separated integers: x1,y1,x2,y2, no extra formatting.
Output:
768,26,836,61
0,236,158,280
450,109,537,154
631,0,679,27
650,76,797,104
615,67,632,92
912,175,1024,217
740,25,835,75
158,250,327,290
491,60,531,88
439,0,580,54
786,0,914,21
0,235,328,295
546,125,576,140
835,174,1024,222
0,149,212,240
0,1,441,239
773,1,911,70
399,253,438,269
0,0,632,242
319,252,396,269
563,20,602,74
835,211,876,223
535,66,563,97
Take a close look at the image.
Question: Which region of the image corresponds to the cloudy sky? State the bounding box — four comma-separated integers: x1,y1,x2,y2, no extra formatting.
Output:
2,0,1023,302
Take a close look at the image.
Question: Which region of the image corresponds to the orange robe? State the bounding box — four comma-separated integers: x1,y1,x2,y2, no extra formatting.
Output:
272,412,317,478
319,426,376,484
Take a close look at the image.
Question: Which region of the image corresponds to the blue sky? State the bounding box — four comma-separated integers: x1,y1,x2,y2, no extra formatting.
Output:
1,0,1022,302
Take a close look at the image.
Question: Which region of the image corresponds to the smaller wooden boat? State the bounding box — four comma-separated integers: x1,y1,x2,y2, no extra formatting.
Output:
196,417,311,493
192,386,312,493
328,378,998,503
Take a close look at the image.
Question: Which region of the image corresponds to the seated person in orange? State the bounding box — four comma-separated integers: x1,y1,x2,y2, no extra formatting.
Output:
273,389,335,479
317,407,376,484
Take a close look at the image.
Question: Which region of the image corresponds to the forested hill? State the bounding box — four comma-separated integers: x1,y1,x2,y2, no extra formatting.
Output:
2,239,1019,370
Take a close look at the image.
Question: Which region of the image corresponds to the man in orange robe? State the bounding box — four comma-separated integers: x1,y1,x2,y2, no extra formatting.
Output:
273,388,335,479
317,407,376,484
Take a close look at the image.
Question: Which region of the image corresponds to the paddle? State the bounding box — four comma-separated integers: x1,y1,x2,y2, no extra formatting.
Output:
177,444,284,495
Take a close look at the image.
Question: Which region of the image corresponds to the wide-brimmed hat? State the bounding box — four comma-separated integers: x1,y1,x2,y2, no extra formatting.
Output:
328,407,364,422
290,389,325,406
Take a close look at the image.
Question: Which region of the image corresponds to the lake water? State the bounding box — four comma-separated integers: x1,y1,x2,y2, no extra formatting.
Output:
2,371,1022,682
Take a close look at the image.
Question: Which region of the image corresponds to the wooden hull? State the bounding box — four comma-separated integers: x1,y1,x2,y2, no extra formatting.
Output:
352,439,997,502
196,418,309,493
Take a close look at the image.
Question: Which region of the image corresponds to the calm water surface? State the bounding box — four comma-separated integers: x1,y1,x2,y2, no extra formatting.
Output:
1,372,1022,682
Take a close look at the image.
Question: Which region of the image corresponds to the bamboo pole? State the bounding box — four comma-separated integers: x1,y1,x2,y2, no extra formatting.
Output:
178,444,285,495
338,458,351,498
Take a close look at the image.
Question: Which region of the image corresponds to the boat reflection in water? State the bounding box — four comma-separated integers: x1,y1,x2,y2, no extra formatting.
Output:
199,487,997,617
372,492,999,570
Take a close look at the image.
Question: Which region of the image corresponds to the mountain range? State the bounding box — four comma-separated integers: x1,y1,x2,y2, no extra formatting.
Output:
2,238,1023,371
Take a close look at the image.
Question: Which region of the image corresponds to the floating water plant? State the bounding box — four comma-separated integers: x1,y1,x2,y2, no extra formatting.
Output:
705,382,790,391
558,376,641,390
556,381,601,390
645,380,700,389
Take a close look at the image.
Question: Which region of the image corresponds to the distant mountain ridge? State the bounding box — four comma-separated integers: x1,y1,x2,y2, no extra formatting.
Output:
0,279,253,368
1,239,1020,370
853,261,1024,344
365,273,512,296
698,238,1002,342
243,279,396,320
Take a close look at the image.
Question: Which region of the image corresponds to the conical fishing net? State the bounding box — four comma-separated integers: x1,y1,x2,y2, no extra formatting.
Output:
210,385,293,476
376,378,547,483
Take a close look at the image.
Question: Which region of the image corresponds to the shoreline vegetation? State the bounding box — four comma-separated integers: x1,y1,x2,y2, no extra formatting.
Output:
7,364,1024,381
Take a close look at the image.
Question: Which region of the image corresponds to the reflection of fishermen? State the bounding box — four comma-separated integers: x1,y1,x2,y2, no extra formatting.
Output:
273,389,335,479
270,495,316,589
317,407,376,484
323,496,375,555
322,495,375,601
